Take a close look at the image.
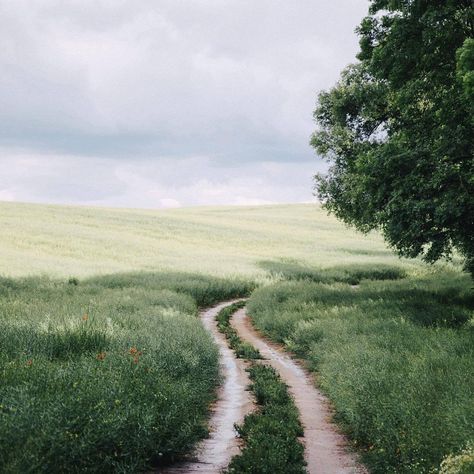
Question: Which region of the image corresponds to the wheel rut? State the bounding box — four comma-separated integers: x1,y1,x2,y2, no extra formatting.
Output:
160,300,253,473
162,301,367,474
231,308,368,474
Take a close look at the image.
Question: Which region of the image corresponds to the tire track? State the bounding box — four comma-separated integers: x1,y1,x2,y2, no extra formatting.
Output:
160,300,253,473
231,307,367,474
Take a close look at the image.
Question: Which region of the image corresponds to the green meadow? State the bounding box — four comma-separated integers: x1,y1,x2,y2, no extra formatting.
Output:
0,201,416,278
0,273,252,472
0,201,472,473
247,269,474,473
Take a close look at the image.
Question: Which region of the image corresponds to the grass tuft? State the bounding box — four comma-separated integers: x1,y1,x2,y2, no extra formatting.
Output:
215,304,306,474
216,301,261,359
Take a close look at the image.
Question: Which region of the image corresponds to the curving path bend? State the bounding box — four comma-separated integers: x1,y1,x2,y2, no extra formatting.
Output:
231,308,368,474
162,301,367,474
160,300,253,473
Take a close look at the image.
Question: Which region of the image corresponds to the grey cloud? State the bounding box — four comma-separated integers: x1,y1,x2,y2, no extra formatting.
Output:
0,0,367,161
0,150,323,207
0,1,367,206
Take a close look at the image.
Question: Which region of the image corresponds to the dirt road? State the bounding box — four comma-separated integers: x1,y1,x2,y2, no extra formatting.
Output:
231,308,367,474
161,301,253,473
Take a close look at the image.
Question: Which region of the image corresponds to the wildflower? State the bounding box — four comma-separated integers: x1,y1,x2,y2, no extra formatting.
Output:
82,313,89,321
129,347,142,364
26,359,33,367
96,352,106,361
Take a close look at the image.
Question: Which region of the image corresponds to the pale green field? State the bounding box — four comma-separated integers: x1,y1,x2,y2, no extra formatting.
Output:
1,200,471,474
0,201,420,278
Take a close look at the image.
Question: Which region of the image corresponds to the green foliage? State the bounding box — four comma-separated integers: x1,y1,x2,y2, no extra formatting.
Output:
456,38,474,117
260,260,406,285
247,270,474,473
0,272,252,473
216,301,261,359
312,1,474,275
215,303,306,473
226,365,306,474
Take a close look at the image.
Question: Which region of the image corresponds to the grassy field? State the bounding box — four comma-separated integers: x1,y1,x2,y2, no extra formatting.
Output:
247,268,474,473
0,201,419,278
0,273,252,472
0,201,472,473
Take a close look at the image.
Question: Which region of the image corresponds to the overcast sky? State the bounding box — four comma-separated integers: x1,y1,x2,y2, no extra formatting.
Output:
0,0,368,208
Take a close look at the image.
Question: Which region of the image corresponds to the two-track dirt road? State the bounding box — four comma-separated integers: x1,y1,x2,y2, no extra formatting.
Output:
231,308,367,474
161,300,253,473
163,300,366,474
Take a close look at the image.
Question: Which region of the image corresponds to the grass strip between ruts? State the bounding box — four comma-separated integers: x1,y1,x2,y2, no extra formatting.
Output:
215,302,307,474
216,301,261,360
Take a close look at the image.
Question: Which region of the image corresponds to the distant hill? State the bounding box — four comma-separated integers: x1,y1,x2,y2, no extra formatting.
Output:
0,201,411,278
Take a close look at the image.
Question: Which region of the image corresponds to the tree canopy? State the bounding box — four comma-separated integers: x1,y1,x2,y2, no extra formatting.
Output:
311,0,474,275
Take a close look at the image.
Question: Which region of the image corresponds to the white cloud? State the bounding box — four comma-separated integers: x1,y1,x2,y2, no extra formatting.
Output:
157,198,181,208
0,0,367,206
0,189,15,202
0,148,319,208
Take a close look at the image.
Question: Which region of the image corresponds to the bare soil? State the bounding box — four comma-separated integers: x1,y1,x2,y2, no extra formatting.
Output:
160,301,254,473
231,308,368,474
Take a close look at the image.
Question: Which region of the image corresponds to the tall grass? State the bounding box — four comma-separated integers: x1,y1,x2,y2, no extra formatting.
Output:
247,267,474,473
259,260,406,285
0,272,253,473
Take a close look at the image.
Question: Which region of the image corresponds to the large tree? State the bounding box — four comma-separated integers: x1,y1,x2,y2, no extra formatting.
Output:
312,0,474,275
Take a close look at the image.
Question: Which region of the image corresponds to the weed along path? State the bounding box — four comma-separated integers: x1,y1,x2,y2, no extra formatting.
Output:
231,308,367,474
161,300,253,473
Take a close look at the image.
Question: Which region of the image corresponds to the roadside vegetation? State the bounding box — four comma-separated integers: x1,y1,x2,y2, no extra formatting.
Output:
248,265,474,473
215,304,306,473
216,301,261,359
1,202,472,473
227,364,306,474
0,272,252,473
